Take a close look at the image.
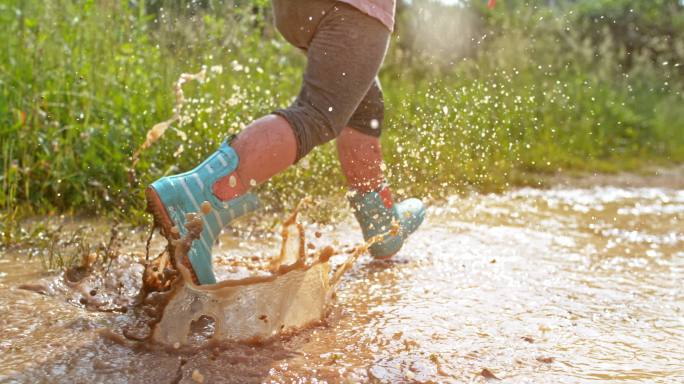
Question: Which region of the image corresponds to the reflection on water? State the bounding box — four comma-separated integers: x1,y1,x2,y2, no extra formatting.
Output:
0,182,683,383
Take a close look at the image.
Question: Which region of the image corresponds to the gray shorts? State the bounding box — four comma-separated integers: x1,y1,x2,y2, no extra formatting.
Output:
271,0,390,161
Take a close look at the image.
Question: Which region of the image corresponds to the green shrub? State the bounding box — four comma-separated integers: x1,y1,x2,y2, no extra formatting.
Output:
1,0,682,232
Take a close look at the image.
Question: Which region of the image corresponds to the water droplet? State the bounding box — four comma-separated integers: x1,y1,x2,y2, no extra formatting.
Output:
370,119,379,129
201,201,212,215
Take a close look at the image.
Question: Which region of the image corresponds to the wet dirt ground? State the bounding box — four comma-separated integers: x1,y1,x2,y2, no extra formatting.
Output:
1,171,683,383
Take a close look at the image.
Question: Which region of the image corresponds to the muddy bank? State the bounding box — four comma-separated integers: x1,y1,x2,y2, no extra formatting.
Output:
1,170,683,383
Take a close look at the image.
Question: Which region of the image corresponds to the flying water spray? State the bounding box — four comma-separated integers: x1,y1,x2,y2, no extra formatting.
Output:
131,68,394,345
146,200,389,346
128,67,208,185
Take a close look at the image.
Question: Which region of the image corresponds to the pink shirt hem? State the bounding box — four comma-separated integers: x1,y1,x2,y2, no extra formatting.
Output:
337,0,395,31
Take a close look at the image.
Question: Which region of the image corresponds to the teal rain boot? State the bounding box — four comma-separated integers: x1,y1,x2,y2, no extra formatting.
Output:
145,140,260,284
348,185,425,258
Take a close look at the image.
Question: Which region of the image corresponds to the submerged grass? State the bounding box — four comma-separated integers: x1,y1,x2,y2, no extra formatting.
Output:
1,0,683,246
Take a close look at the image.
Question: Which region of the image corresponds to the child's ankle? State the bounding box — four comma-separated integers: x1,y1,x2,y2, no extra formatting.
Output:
350,183,394,209
349,178,385,194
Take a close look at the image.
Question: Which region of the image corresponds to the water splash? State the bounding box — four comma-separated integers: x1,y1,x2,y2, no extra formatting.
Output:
150,202,387,346
129,66,208,183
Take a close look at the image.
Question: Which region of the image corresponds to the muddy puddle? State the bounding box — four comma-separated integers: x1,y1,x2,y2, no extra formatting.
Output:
1,173,683,383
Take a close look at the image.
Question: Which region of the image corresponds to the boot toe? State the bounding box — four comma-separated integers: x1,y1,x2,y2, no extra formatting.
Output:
396,198,425,236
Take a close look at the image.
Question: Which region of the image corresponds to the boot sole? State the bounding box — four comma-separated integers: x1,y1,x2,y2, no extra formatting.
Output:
371,248,399,260
145,186,200,285
374,252,397,260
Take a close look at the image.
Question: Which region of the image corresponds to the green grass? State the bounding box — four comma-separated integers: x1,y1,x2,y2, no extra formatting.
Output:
1,0,683,246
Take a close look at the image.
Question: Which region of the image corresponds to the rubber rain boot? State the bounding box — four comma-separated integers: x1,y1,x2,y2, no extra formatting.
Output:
146,140,260,284
348,185,425,258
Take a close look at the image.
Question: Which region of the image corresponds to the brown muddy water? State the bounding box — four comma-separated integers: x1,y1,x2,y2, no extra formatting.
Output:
1,175,683,383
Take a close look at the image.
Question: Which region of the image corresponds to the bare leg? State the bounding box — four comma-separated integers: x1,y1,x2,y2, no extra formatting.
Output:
337,126,426,260
336,126,385,193
213,114,297,200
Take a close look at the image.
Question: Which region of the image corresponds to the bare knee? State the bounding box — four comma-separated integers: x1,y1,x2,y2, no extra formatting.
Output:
273,101,349,161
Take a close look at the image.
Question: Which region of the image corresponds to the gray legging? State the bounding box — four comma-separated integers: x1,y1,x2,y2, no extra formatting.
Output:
271,0,390,161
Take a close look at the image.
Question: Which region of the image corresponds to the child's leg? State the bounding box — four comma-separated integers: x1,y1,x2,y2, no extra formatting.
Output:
337,127,384,193
213,3,393,200
148,3,392,283
337,80,385,193
271,3,390,162
212,114,297,200
337,80,425,258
